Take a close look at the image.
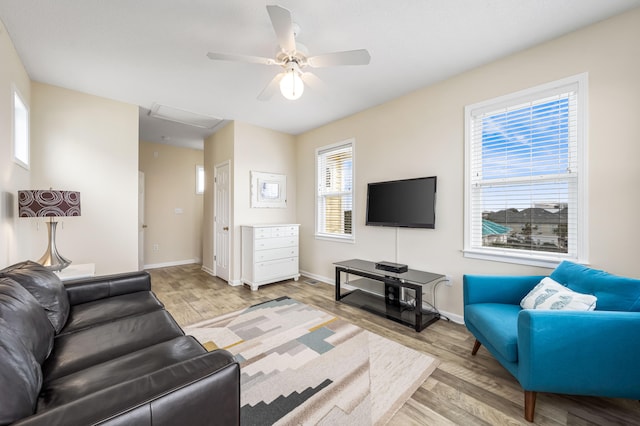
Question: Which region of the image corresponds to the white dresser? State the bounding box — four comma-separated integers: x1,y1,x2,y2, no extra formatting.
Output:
241,224,300,291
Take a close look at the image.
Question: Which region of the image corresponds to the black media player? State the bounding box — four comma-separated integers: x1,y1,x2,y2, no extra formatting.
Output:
374,261,408,274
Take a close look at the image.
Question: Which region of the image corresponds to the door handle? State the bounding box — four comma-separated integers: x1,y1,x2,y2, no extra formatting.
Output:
142,225,148,228
223,226,229,231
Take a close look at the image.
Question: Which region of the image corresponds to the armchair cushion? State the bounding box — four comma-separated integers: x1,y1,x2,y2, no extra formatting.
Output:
520,277,597,311
550,261,640,311
464,303,521,362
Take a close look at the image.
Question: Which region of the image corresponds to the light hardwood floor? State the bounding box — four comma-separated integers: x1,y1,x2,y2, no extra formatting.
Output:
149,264,640,426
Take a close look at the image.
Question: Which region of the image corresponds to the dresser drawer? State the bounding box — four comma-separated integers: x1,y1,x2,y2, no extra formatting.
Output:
254,236,297,250
255,257,298,281
271,226,298,237
254,227,273,239
254,226,299,239
254,246,299,262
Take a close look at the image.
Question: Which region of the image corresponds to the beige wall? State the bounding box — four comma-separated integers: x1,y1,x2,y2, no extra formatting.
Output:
232,122,297,283
202,121,296,284
296,9,640,319
139,141,204,267
0,18,32,267
28,83,139,274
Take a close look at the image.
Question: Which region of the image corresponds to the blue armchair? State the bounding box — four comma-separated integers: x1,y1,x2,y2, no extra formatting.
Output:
463,261,640,422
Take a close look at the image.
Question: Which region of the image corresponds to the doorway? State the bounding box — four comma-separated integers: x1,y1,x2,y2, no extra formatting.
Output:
138,171,145,271
214,161,231,281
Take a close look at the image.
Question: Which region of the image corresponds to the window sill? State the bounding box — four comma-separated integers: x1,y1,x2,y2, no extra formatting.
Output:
315,233,355,244
463,248,584,269
13,157,29,170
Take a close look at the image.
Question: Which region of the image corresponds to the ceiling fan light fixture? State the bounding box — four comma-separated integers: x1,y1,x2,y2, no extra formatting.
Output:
280,63,304,100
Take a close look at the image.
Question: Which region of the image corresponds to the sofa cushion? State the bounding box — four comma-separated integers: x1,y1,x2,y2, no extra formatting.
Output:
0,319,43,425
0,261,70,332
550,261,640,312
520,277,597,311
43,309,185,381
464,303,521,363
0,277,54,363
59,290,165,335
38,336,206,410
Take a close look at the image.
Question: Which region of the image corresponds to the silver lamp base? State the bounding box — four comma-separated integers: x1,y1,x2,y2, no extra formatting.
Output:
38,221,71,272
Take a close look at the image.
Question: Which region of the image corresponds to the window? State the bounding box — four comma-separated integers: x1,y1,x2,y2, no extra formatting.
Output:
464,74,587,267
13,87,29,168
316,140,354,241
196,165,205,194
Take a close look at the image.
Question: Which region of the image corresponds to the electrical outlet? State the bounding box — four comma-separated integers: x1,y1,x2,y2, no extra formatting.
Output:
153,244,159,252
444,275,453,286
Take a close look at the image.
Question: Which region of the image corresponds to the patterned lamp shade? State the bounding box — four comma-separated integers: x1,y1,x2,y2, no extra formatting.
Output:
18,190,81,217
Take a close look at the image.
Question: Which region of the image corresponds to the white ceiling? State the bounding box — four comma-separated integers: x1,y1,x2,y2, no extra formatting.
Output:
1,1,638,150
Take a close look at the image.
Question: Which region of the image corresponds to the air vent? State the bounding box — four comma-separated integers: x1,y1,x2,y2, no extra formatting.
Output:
148,103,223,129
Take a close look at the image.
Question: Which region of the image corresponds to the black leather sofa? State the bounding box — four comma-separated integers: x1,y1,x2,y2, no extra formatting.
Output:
0,261,240,425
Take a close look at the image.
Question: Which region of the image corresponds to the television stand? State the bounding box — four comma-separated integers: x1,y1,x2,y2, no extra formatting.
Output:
334,259,445,332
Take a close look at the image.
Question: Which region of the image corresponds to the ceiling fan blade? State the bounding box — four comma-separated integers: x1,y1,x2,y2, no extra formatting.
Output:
257,73,285,101
207,52,276,66
307,49,371,68
266,5,296,54
300,72,327,93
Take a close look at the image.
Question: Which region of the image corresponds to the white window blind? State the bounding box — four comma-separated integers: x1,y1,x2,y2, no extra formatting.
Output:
464,74,587,267
316,141,354,240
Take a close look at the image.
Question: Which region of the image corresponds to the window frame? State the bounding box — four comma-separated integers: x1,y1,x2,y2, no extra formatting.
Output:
12,86,30,169
196,165,205,195
463,73,588,268
315,139,355,243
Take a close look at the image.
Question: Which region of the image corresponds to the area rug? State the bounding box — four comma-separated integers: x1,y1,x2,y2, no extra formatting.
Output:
184,296,439,425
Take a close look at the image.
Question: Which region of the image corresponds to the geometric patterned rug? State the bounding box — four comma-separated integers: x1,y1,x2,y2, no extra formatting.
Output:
184,296,439,425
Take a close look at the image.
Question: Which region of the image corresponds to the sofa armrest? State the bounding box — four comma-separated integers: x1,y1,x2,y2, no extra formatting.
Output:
463,274,544,306
64,271,151,305
14,349,240,426
517,309,640,399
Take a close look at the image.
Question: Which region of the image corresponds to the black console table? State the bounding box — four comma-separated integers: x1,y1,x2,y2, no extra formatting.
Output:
334,259,445,332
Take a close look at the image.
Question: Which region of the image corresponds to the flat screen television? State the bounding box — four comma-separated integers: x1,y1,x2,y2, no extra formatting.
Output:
365,176,437,228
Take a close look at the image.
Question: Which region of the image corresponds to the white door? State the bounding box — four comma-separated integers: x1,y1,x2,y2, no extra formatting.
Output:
214,162,230,281
138,171,145,271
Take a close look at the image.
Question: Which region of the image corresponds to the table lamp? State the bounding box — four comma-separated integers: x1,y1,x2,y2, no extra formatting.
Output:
18,189,81,271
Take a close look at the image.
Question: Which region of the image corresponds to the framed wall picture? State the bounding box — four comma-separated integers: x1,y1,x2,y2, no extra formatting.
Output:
251,171,286,208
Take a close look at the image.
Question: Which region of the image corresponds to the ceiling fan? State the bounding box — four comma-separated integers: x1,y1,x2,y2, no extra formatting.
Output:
206,4,371,101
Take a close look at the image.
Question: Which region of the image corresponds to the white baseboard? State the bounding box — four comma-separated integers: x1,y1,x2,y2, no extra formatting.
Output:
299,269,333,285
144,258,200,270
299,269,464,324
200,266,242,287
439,310,464,324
